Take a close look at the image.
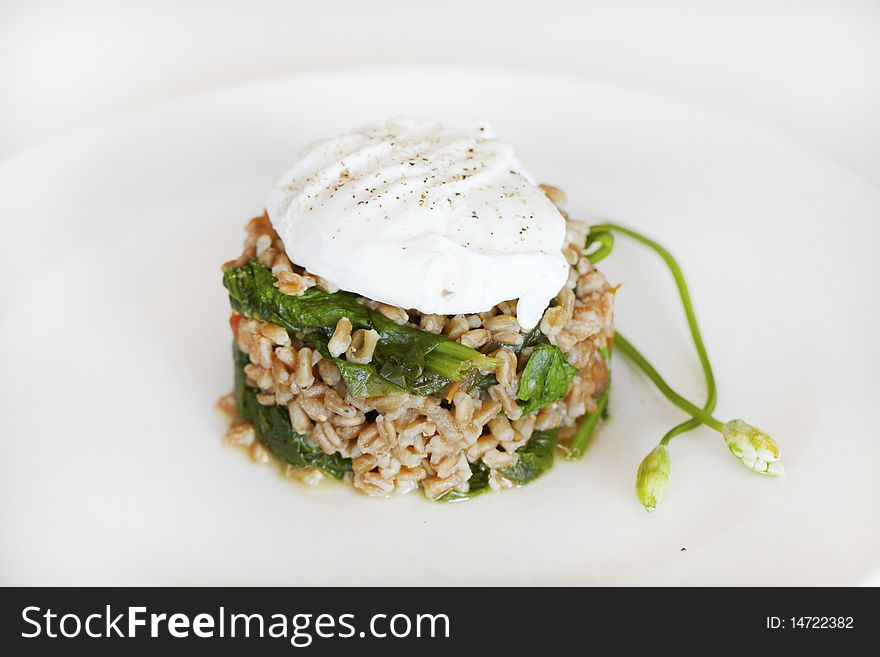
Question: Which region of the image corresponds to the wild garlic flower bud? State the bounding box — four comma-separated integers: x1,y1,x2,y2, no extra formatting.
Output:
635,445,671,512
722,419,785,476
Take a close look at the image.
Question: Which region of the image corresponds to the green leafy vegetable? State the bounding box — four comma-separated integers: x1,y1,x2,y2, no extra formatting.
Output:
224,259,370,331
223,259,498,395
368,312,455,395
499,429,558,485
516,343,578,415
584,227,615,264
233,345,351,478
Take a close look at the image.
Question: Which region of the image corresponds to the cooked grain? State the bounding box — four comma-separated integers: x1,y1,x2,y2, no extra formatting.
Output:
221,209,615,498
346,328,379,364
328,317,353,357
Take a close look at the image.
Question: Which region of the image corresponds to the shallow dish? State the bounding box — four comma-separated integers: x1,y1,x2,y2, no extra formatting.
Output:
1,69,878,585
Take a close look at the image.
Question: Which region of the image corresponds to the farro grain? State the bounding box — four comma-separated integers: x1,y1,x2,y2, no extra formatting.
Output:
299,381,327,399
324,388,356,417
216,393,237,418
346,328,379,364
482,449,517,469
512,414,536,441
488,415,515,443
496,300,516,316
540,306,568,337
376,303,409,324
319,421,344,449
566,316,601,341
356,471,396,495
353,454,378,474
396,465,426,481
488,384,523,421
535,406,562,431
539,183,567,207
255,234,272,257
357,424,384,454
444,314,469,340
271,253,293,274
258,336,273,369
288,401,314,434
452,391,475,427
250,440,271,464
493,331,523,346
492,348,518,388
558,288,575,316
313,275,339,293
563,242,581,266
488,470,513,493
300,398,330,423
259,322,290,346
577,270,607,296
554,330,578,353
256,392,276,406
285,465,324,486
467,436,498,461
224,422,255,446
374,415,397,451
419,314,446,334
459,328,490,348
471,400,503,428
423,403,464,444
565,340,592,368
316,358,341,386
328,317,353,357
274,345,296,367
295,347,316,388
483,314,520,334
275,271,316,296
420,476,456,500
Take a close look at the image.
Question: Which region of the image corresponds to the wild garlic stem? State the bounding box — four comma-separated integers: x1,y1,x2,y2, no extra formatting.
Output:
427,341,499,381
614,332,724,433
592,223,717,443
567,373,611,458
585,228,615,264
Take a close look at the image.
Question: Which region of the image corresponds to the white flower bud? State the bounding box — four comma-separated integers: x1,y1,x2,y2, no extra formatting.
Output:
722,419,785,476
635,445,671,512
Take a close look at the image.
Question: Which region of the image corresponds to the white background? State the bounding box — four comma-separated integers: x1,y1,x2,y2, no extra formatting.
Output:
2,0,879,182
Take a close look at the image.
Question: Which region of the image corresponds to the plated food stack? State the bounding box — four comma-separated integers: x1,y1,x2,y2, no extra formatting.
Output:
219,119,615,500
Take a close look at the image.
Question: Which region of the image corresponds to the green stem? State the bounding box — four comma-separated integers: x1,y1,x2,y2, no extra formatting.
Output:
585,228,615,264
593,223,717,444
426,340,499,381
566,373,611,458
614,332,724,433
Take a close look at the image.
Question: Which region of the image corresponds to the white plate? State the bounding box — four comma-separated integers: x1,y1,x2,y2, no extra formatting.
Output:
1,69,878,586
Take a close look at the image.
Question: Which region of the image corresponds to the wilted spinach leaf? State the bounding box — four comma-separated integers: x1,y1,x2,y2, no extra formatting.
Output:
516,343,578,415
224,260,495,397
499,429,558,485
224,259,371,332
